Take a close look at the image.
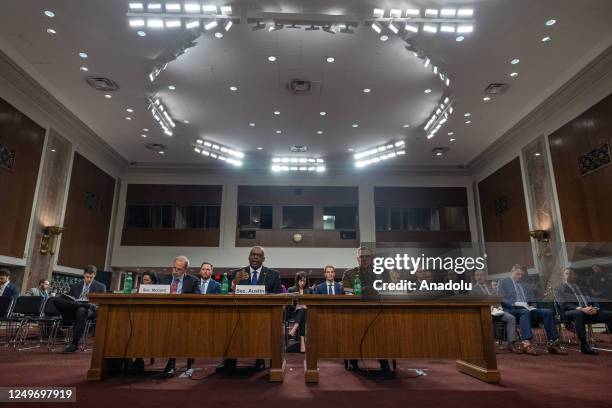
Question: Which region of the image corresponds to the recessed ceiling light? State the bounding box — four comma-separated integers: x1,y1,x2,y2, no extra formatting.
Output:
435,152,443,156
51,149,56,152
273,110,280,115
545,19,556,26
168,85,176,90
229,86,238,91
249,122,255,127
141,134,147,138
363,88,371,93
320,111,327,116
403,124,410,128
137,30,147,37
104,94,111,99
158,151,165,155
46,28,56,35
534,152,541,156
214,32,224,39
183,120,189,124
464,113,471,117
465,120,472,124
44,10,55,18
379,35,389,42
276,130,282,134
450,138,456,142
126,108,134,113
268,56,277,62
541,36,551,42
483,96,491,101
352,123,359,128
126,116,132,120
510,72,519,78
316,130,323,135
143,128,149,132
326,57,335,63
79,66,88,71
424,89,432,94
257,147,263,150
511,58,520,65
456,35,465,42
79,52,88,59
448,132,454,136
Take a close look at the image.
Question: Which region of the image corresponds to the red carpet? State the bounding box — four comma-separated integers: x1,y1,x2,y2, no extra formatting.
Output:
1,342,611,408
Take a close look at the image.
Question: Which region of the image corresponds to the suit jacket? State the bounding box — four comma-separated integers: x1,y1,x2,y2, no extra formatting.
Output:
68,280,106,302
198,278,221,294
313,281,342,295
0,282,19,300
287,286,313,294
472,283,494,296
555,283,598,313
497,277,536,309
232,266,281,294
161,274,200,294
26,287,49,298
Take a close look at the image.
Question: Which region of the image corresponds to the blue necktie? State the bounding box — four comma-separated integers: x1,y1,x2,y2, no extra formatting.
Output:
251,271,258,285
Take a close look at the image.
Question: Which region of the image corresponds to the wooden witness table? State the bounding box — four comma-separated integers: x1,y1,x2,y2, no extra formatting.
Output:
86,294,293,382
299,295,501,384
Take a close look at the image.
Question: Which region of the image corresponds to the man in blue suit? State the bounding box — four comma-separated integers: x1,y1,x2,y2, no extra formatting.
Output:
497,264,566,356
314,266,342,295
198,261,221,294
0,268,19,301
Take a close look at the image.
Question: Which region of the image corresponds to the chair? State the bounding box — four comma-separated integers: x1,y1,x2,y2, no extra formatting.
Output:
4,296,45,350
0,297,14,346
31,297,64,349
493,318,507,346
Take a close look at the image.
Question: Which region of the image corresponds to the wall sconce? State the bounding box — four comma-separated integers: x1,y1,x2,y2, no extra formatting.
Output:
40,226,65,255
529,229,551,257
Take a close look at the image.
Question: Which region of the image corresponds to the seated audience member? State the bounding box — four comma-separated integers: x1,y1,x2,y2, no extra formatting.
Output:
50,265,106,353
555,267,612,354
141,271,157,285
26,279,50,299
497,264,566,356
218,246,281,373
341,247,391,373
473,270,521,353
287,271,312,353
590,264,612,332
314,265,342,295
198,261,220,294
0,268,19,301
161,256,200,378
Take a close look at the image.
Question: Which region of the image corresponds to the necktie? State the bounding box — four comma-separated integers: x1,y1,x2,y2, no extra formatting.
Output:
171,278,179,294
482,284,491,295
80,284,90,300
42,291,48,299
514,281,526,303
328,284,333,295
571,285,588,307
201,280,208,294
251,271,258,285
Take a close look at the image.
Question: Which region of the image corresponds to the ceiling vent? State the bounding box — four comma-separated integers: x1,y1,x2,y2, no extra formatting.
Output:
145,143,167,152
290,145,308,152
86,76,119,92
484,83,509,95
287,79,311,94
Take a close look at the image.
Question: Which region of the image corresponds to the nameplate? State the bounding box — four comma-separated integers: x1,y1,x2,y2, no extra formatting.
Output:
139,284,171,294
235,285,266,295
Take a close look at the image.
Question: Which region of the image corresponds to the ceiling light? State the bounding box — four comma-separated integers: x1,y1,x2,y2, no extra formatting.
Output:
403,124,410,128
104,94,111,99
423,24,438,34
363,88,371,93
141,134,147,138
373,8,385,18
229,86,238,91
276,130,282,134
545,19,556,26
274,110,280,115
390,9,402,18
79,52,88,59
126,117,132,120
440,25,456,33
184,3,201,12
456,25,473,33
137,30,147,36
456,35,465,42
126,108,134,113
129,19,145,27
271,157,325,172
316,130,323,135
326,57,335,63
185,20,200,29
168,85,176,90
440,9,457,17
541,36,551,42
221,6,232,15
149,98,175,135
371,23,382,34
448,132,454,136
534,152,541,157
425,9,439,18
465,120,472,124
46,28,56,34
457,9,474,17
165,20,181,28
424,89,432,94
257,147,263,150
319,111,327,116
147,19,164,28
202,5,218,13
511,58,520,65
483,96,491,101
44,10,55,18
405,9,420,17
424,58,430,68
204,21,218,30
143,128,149,132
214,32,224,38
147,3,162,11
268,56,277,62
388,23,399,34
183,120,189,124
249,122,255,127
166,3,181,12
510,72,519,77
158,151,165,155
405,24,419,33
79,66,88,71
224,21,233,31
435,152,443,156
352,123,359,128
464,113,471,117
379,35,389,42
450,138,456,142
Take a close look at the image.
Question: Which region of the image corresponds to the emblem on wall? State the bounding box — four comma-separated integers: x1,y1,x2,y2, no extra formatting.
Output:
0,143,16,171
494,196,508,215
579,143,611,175
84,192,99,212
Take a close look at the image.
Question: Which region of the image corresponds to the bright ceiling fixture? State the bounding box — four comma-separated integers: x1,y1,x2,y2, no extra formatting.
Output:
268,56,277,62
450,138,456,142
257,147,263,150
424,9,439,18
326,57,335,63
126,116,132,121
423,24,438,33
448,132,454,136
166,20,182,28
229,86,238,91
143,128,149,132
545,19,556,26
424,96,454,139
510,72,519,77
405,24,419,33
465,120,472,124
148,97,175,136
249,122,255,127
424,89,432,94
274,110,280,115
483,96,491,101
389,9,402,18
126,108,134,113
137,30,147,36
405,9,420,17
147,19,164,28
456,25,473,33
183,120,189,124
224,21,233,31
457,9,474,17
319,111,327,116
352,123,359,128
316,130,323,134
388,23,399,34
104,94,112,99
79,52,88,58
440,9,457,18
464,112,471,117
403,124,410,128
79,66,88,71
380,35,389,41
541,36,551,42
440,25,455,33
275,130,282,134
44,10,55,18
371,23,382,34
194,139,244,166
204,20,218,30
373,9,385,18
168,85,176,90
214,32,224,38
141,134,147,138
511,58,520,65
271,157,326,173
184,3,201,13
363,88,371,93
46,28,56,34
456,35,465,42
354,141,406,168
147,3,162,12
165,3,181,12
221,6,232,15
129,19,145,27
202,5,217,13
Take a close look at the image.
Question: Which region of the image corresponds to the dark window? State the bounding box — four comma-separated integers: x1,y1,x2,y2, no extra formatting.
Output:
323,206,358,230
402,208,440,231
375,207,387,230
125,205,172,228
282,206,313,229
205,205,221,228
238,205,273,229
389,208,401,230
444,207,467,231
175,205,221,229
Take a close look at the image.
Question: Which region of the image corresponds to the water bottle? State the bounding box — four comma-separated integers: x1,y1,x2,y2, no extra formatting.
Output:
124,272,133,294
354,273,362,295
221,273,229,294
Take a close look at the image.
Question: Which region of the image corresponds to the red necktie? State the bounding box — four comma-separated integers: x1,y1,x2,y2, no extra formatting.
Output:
171,278,179,294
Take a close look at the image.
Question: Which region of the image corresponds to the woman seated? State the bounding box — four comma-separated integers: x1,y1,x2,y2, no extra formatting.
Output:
287,271,312,353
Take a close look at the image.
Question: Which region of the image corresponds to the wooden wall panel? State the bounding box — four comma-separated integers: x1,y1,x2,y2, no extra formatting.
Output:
0,97,45,258
58,153,115,269
121,228,219,247
126,184,222,204
238,186,357,206
549,93,612,244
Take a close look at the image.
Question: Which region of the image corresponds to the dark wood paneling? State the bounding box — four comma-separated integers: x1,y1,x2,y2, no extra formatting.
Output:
376,230,471,243
235,229,358,248
549,93,612,245
58,153,115,269
478,158,533,271
121,228,219,247
126,184,222,204
238,186,357,206
0,97,45,258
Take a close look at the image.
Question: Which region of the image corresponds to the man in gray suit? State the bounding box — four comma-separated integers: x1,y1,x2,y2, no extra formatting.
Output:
26,279,50,298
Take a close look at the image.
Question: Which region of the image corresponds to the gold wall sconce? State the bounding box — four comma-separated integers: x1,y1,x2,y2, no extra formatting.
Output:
529,229,551,257
40,226,65,254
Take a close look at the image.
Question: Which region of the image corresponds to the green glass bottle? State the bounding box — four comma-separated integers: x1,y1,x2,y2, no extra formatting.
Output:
124,272,133,294
221,273,229,294
354,273,362,295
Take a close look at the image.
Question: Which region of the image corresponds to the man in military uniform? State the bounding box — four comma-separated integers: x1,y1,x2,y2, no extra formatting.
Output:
341,246,391,373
